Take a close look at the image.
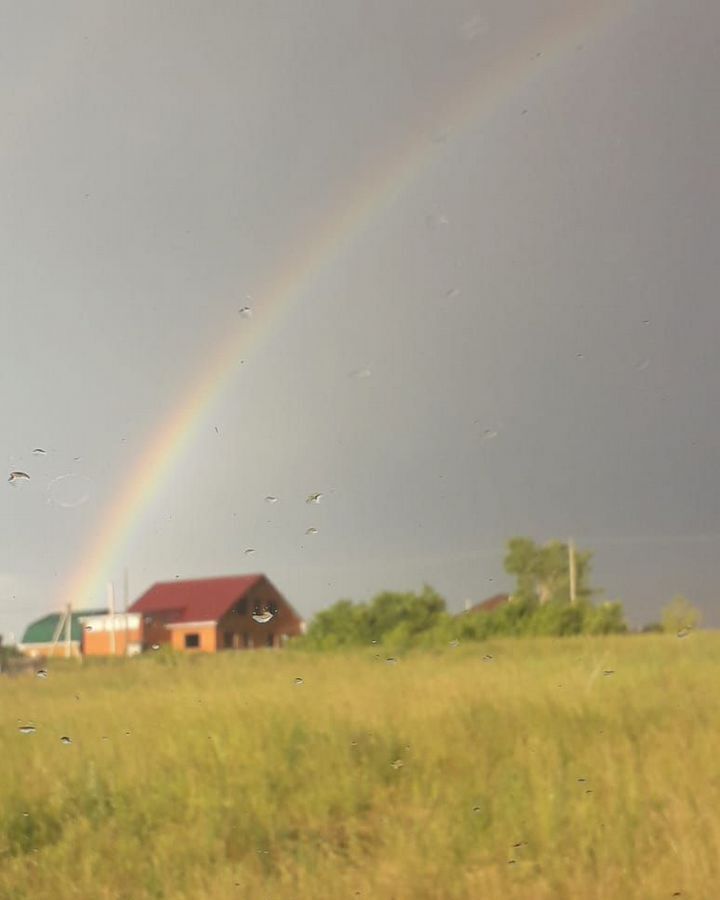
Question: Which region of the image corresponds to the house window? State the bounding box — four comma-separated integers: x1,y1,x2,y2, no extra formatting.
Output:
223,631,233,649
266,632,274,648
184,633,200,649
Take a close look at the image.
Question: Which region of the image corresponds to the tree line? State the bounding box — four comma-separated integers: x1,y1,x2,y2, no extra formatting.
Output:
297,537,701,650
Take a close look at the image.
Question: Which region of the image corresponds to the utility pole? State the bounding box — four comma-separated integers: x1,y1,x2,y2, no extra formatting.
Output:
64,603,72,658
107,582,116,656
568,538,577,606
123,567,129,657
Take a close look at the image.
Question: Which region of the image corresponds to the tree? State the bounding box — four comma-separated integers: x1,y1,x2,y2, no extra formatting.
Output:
366,585,446,641
302,586,447,650
504,537,594,606
661,595,701,635
302,599,371,649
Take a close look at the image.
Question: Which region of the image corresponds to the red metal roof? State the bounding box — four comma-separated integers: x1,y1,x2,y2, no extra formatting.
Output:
130,575,264,624
466,593,510,614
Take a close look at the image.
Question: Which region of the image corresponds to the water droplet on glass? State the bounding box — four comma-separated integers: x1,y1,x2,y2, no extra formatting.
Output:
8,471,30,484
603,670,615,676
635,359,650,372
576,353,584,359
349,367,372,379
460,14,489,40
577,777,587,783
677,628,691,638
251,604,277,624
265,496,279,504
151,644,160,651
294,677,304,686
642,319,650,326
60,736,72,745
425,213,450,229
306,493,323,505
32,448,46,455
385,657,398,665
507,859,517,865
85,625,93,632
512,841,527,848
47,474,92,508
391,759,404,769
449,639,459,648
480,429,498,441
444,287,461,300
244,548,256,556
238,306,253,318
482,654,494,662
472,806,482,813
18,726,36,735
305,527,318,535
35,669,48,678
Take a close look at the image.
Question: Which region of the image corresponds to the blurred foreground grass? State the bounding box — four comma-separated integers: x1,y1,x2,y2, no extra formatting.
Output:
0,635,718,899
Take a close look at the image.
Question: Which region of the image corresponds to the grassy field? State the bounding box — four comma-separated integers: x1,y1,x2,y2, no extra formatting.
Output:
0,635,718,900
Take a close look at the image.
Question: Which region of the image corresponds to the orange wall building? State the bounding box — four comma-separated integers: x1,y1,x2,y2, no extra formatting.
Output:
130,574,304,654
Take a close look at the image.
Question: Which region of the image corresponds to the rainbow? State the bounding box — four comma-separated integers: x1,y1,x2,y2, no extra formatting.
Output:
62,2,629,610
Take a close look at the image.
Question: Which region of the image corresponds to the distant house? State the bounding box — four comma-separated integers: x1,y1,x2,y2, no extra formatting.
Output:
18,608,108,658
80,610,143,657
128,574,304,653
463,594,512,615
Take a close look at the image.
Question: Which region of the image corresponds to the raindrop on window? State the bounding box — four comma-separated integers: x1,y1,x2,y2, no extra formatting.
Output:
294,677,304,686
8,471,30,484
480,429,498,441
306,492,323,504
151,644,160,651
391,759,404,769
444,287,461,300
460,14,489,41
349,367,372,379
305,527,318,535
47,474,93,508
60,736,72,745
449,639,459,648
244,548,256,556
603,670,615,676
425,213,449,229
35,669,48,679
32,448,46,455
18,726,36,735
238,306,253,318
385,657,398,665
482,654,494,662
635,359,650,372
251,604,277,624
265,496,279,504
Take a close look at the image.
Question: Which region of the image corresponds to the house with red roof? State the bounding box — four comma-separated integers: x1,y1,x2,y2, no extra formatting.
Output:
82,574,304,655
462,594,512,615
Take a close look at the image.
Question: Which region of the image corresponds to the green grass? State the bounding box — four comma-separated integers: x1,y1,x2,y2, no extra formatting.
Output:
0,635,718,899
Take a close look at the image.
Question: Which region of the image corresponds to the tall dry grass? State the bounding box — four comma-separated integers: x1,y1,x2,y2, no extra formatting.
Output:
0,634,717,899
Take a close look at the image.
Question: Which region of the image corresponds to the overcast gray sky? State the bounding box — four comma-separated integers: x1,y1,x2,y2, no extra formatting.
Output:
2,0,719,639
